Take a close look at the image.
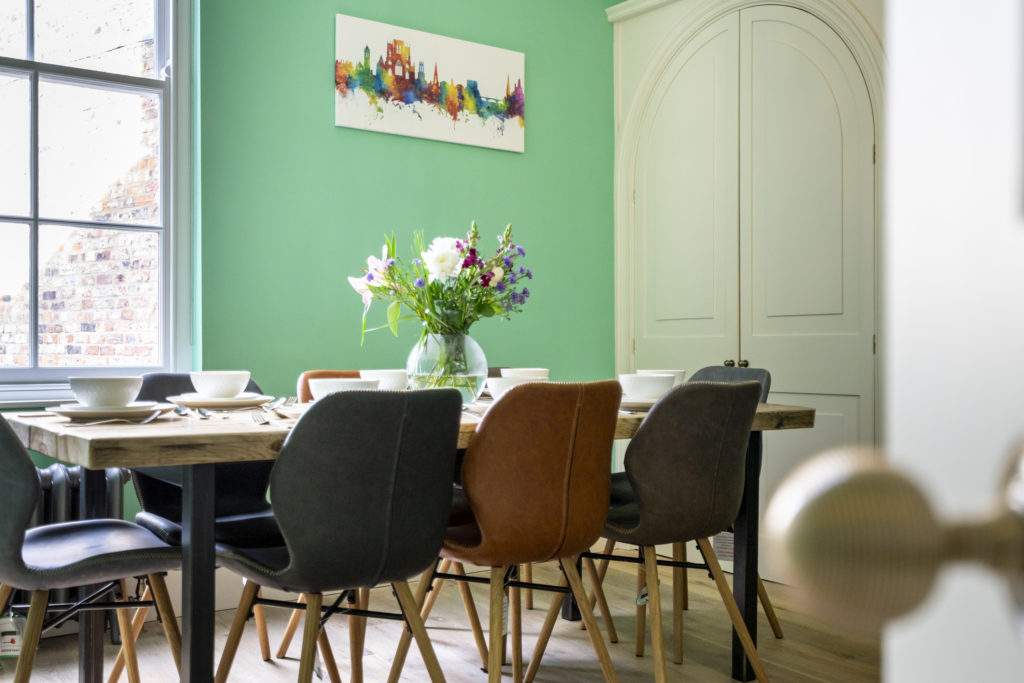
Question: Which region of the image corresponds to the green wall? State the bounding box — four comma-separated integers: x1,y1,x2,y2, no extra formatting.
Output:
198,1,616,397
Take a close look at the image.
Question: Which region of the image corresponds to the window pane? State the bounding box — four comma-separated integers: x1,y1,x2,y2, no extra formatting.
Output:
39,79,161,226
0,0,27,59
34,0,156,78
38,224,159,367
0,223,30,368
0,70,30,216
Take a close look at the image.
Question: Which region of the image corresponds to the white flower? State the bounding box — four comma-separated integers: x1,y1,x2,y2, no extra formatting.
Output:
490,266,504,286
421,237,462,282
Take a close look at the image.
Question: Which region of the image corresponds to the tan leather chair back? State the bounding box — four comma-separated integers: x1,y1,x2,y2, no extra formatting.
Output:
296,369,360,403
454,380,621,566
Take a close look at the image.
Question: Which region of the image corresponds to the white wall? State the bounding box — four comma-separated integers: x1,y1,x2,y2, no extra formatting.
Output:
885,0,1024,679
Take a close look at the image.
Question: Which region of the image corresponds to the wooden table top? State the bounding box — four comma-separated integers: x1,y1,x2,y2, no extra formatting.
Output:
3,402,814,470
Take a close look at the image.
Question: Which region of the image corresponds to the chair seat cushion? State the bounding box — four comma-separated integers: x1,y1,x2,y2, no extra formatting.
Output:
18,519,180,591
136,509,283,548
609,472,633,504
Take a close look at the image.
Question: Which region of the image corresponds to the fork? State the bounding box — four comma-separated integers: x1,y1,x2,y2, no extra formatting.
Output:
65,410,163,427
250,410,270,425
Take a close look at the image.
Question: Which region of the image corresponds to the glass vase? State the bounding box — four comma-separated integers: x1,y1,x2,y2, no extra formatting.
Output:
406,333,487,404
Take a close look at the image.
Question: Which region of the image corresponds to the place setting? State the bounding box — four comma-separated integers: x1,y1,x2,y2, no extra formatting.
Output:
166,371,275,411
618,368,686,411
50,376,175,425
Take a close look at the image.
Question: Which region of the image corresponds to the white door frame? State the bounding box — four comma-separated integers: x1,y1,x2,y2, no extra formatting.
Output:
607,0,886,440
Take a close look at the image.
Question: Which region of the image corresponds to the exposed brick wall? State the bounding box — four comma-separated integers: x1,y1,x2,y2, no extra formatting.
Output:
0,38,161,369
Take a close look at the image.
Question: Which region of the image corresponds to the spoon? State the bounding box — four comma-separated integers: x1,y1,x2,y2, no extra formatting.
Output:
196,408,212,419
262,397,286,412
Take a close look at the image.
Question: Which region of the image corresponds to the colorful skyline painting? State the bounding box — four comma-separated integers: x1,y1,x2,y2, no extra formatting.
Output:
334,15,525,153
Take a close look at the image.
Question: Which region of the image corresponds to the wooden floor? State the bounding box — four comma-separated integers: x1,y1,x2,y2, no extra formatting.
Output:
0,559,879,682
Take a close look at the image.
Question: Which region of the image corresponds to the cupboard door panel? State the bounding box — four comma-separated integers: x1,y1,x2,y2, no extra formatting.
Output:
634,13,740,369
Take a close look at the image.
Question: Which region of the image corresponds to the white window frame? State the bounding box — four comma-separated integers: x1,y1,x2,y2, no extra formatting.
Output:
0,0,193,407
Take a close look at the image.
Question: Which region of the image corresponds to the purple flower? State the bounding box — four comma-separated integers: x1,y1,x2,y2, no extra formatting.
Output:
365,273,374,282
413,258,422,266
496,281,506,293
502,256,513,268
522,287,530,299
516,245,526,257
414,277,425,288
386,258,396,268
518,265,525,275
526,269,533,279
503,301,513,311
507,273,517,284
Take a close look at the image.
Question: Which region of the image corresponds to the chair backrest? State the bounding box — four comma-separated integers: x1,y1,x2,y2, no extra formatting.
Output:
269,389,462,593
688,366,771,402
133,372,270,520
622,381,762,544
0,418,43,582
296,369,360,403
458,380,622,567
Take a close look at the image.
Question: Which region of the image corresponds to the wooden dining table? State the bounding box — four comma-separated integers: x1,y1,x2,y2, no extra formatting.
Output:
3,400,813,683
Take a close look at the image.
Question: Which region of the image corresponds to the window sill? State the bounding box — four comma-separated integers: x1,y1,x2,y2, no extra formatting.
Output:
0,383,75,410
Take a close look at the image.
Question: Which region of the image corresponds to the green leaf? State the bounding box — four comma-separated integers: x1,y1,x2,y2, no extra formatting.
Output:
387,300,401,336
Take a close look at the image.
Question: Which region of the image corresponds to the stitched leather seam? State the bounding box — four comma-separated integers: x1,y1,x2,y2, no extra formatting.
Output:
373,396,408,586
555,385,585,561
704,390,739,535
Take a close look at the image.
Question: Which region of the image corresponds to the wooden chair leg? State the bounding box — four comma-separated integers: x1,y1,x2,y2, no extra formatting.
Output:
524,571,567,683
487,566,506,683
523,562,533,609
672,542,685,664
297,592,323,683
13,590,48,683
116,603,142,683
583,538,616,629
758,575,785,639
394,580,447,683
697,538,770,683
318,628,342,683
0,584,12,612
643,547,667,683
276,593,308,658
387,560,441,683
421,558,451,616
510,579,523,683
215,579,260,683
584,556,619,643
636,552,647,657
453,562,489,669
348,588,368,683
563,558,619,683
254,589,271,661
108,584,153,683
148,573,181,671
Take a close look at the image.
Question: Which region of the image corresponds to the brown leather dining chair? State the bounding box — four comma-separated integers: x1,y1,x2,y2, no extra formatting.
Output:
296,369,359,403
572,381,769,683
389,380,623,683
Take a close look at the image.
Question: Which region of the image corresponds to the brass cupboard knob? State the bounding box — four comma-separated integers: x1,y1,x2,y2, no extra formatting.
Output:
738,359,750,367
724,360,736,367
765,445,1024,632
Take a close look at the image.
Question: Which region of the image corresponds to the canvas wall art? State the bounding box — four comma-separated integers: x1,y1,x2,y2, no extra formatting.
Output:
334,14,525,153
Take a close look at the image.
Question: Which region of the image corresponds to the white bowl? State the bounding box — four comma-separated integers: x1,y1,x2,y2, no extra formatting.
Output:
500,367,550,380
68,376,143,408
359,369,408,391
618,373,675,400
637,368,686,386
308,377,380,400
190,371,251,399
487,376,547,401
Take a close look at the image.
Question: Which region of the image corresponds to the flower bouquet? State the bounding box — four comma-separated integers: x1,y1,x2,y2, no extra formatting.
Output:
349,221,532,401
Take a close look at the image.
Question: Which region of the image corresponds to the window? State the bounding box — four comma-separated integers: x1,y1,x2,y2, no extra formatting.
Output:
0,0,185,402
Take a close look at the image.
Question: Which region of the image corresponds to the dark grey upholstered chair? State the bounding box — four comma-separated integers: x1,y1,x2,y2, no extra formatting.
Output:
213,388,463,683
0,416,182,683
579,380,770,683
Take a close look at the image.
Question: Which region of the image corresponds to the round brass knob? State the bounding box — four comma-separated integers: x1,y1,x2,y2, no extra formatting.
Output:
738,359,749,368
724,360,736,367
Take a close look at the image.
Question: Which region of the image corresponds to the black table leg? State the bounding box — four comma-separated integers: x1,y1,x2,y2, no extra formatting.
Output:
731,433,762,681
79,468,107,683
181,464,216,683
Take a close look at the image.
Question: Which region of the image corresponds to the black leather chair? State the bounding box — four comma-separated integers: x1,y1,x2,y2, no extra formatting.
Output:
0,416,182,683
579,381,769,682
213,388,463,683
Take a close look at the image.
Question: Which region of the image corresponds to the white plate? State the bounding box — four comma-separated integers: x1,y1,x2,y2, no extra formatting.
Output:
51,402,174,420
166,392,273,409
272,403,310,419
620,396,658,411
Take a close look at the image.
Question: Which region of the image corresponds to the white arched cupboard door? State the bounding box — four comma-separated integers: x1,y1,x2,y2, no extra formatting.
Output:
627,4,876,582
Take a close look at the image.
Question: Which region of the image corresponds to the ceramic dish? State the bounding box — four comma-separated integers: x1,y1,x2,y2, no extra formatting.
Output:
166,393,273,409
619,396,658,411
272,404,310,419
51,402,174,420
